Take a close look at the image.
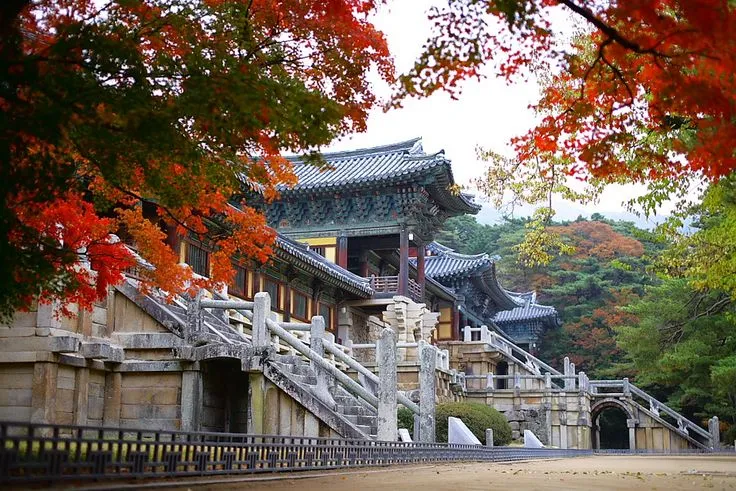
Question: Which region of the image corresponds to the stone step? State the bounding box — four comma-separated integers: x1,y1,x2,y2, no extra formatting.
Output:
344,414,376,427
356,424,373,436
289,373,317,386
336,404,367,416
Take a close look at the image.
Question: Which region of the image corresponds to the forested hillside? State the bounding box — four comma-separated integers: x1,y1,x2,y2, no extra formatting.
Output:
439,211,735,441
438,214,663,377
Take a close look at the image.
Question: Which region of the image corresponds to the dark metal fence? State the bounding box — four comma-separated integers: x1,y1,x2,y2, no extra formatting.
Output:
0,421,590,484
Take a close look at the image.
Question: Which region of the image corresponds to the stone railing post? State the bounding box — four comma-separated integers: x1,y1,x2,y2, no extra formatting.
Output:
709,416,721,450
563,357,572,390
310,316,336,407
377,327,398,441
578,372,587,393
185,289,204,344
545,372,552,389
463,325,472,342
487,373,494,391
418,340,436,443
252,292,270,350
480,325,490,343
622,377,631,396
569,362,576,390
513,372,521,391
485,428,494,448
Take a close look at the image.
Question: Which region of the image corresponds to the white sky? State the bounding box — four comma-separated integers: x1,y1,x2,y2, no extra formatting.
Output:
327,1,668,228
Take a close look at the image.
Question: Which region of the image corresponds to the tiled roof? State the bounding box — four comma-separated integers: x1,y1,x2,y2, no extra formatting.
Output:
282,138,480,214
493,304,558,324
420,242,505,281
275,234,373,297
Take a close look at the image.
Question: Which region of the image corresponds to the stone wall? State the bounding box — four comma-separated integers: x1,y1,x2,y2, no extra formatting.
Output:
0,363,33,421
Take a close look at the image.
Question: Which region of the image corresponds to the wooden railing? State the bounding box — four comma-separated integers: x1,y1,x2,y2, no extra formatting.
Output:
368,276,423,302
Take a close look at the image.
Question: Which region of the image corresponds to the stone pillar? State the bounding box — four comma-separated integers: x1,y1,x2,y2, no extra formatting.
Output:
185,290,203,344
102,372,122,427
463,326,472,342
569,363,576,390
337,234,348,269
377,328,397,441
480,325,490,344
181,369,203,432
73,368,90,426
627,418,638,450
485,428,494,447
563,357,572,390
247,373,265,434
252,292,271,350
623,377,631,396
31,362,58,426
398,226,409,297
709,416,721,450
416,239,425,298
36,302,61,331
545,372,552,389
418,340,436,443
310,316,335,407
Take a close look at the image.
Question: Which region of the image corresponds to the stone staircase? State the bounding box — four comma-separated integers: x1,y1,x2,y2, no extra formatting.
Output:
266,354,378,439
118,279,381,440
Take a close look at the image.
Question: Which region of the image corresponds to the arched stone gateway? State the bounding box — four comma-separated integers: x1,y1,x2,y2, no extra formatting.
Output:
590,398,636,450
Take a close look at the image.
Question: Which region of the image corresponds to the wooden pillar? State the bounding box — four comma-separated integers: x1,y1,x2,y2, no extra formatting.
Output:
398,226,409,296
359,250,370,278
416,239,425,298
337,235,348,269
253,269,262,294
452,305,460,340
283,281,292,322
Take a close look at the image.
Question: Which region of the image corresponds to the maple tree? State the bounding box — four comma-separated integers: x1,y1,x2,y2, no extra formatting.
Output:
0,0,392,318
398,0,736,185
400,0,736,271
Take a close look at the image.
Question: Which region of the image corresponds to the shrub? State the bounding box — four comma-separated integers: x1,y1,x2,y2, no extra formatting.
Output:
397,406,415,438
435,402,512,446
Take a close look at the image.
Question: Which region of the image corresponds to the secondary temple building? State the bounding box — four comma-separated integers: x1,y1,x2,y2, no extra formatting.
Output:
0,138,719,451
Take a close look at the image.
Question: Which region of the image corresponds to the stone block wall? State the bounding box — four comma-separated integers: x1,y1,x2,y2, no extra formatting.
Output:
119,373,182,430
0,364,33,421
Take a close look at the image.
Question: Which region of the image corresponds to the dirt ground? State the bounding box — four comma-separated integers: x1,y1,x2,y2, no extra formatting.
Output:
164,455,736,491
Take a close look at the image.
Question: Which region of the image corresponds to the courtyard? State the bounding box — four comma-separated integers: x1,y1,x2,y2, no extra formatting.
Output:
156,455,736,490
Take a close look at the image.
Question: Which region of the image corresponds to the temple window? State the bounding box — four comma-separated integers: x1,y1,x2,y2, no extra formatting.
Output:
264,277,281,311
319,302,334,331
229,263,247,298
186,241,210,277
292,291,309,321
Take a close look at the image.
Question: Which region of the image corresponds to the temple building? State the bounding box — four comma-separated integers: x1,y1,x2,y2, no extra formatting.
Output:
0,137,713,452
255,137,559,348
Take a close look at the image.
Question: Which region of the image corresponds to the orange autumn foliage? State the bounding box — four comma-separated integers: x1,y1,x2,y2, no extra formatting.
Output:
0,0,392,316
398,0,736,183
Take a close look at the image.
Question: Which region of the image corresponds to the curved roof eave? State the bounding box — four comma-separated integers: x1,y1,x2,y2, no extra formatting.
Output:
275,234,373,297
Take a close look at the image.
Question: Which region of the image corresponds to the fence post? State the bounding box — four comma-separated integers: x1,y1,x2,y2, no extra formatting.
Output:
709,416,721,450
569,362,576,390
252,292,270,350
485,428,494,448
377,327,398,441
480,325,490,343
185,289,204,345
563,357,572,390
310,316,336,407
463,325,472,342
622,377,631,396
419,340,436,443
486,373,494,391
545,372,552,389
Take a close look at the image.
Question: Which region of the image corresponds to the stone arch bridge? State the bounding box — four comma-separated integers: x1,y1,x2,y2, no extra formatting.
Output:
444,326,720,451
